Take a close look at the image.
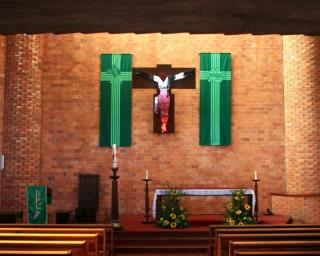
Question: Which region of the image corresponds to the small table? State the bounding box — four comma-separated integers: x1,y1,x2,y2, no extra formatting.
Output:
152,188,256,218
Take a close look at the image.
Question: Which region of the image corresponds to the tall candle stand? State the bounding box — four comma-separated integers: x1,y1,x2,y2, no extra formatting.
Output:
142,178,154,224
110,166,122,229
252,178,260,223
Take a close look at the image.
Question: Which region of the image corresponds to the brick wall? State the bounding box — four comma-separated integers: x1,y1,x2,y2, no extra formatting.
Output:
0,36,6,208
271,35,320,223
272,194,320,223
2,33,319,223
40,33,285,219
1,35,44,212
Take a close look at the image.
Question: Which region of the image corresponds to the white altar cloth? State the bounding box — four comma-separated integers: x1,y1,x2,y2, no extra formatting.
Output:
152,188,256,218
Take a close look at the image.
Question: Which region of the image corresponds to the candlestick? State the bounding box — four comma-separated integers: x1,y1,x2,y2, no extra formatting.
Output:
142,178,154,224
110,166,122,229
145,170,149,180
112,144,117,168
251,178,260,223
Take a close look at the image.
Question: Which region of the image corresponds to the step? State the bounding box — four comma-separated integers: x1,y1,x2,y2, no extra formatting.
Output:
114,230,208,238
115,237,208,247
116,253,208,256
114,244,208,253
115,233,208,240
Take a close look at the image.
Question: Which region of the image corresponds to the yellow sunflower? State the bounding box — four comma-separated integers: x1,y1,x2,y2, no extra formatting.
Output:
170,222,177,228
170,213,177,219
236,209,242,215
244,204,250,210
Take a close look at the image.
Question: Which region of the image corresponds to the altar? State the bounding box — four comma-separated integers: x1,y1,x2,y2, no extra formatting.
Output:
152,188,256,218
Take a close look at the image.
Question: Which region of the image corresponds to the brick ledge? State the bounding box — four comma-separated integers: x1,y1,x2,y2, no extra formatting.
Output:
271,193,320,197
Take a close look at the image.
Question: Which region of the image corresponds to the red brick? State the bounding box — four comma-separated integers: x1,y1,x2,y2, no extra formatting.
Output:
0,35,6,209
2,33,317,224
40,33,285,218
2,34,44,212
271,35,320,223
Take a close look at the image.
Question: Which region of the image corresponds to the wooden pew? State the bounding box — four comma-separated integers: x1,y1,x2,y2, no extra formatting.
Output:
0,250,72,255
0,224,112,256
208,224,320,256
0,240,87,256
215,227,320,256
218,233,320,256
230,240,320,256
234,250,320,256
0,228,104,256
0,233,99,256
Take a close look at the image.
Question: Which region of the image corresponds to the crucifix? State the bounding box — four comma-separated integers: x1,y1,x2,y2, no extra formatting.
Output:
133,64,195,133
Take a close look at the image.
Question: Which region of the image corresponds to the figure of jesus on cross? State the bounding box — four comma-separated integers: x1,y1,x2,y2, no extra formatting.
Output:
135,69,194,133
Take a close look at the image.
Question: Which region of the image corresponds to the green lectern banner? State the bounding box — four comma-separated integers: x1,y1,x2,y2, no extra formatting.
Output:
100,53,132,147
200,53,231,146
27,185,48,224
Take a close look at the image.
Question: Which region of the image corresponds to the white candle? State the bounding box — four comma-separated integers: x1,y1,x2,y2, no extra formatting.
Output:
145,170,149,179
112,144,117,168
254,171,258,180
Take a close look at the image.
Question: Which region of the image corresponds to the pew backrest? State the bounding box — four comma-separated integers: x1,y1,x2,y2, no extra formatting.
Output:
0,227,107,256
0,224,113,255
215,227,320,256
218,233,320,256
0,233,98,256
0,240,87,256
0,250,72,255
234,250,320,256
208,224,320,256
230,240,320,256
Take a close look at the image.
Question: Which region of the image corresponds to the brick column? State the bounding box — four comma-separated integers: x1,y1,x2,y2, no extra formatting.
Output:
1,35,44,213
0,36,6,209
272,36,320,223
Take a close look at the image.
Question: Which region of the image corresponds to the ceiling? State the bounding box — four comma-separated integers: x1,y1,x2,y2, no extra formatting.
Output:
0,0,320,35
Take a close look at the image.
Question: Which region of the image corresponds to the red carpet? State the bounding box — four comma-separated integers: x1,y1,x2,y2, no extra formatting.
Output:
119,214,291,232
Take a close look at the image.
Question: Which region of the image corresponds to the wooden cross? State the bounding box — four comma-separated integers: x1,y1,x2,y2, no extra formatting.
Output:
132,64,195,133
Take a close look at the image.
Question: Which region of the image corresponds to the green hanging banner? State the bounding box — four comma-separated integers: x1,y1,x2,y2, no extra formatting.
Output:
200,53,231,146
100,54,132,147
27,185,48,224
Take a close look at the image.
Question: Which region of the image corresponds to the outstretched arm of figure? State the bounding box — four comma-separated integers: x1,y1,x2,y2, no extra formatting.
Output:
135,69,157,82
173,69,195,81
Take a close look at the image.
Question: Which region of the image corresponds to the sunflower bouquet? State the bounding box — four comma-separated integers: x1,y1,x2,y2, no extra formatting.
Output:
224,189,255,225
156,186,189,228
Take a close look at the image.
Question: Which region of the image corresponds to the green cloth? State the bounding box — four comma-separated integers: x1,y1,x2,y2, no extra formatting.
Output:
27,185,48,224
200,53,231,146
100,54,132,147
